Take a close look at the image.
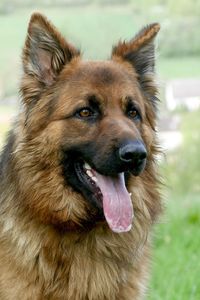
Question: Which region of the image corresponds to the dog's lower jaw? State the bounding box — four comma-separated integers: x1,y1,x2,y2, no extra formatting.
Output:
62,156,135,233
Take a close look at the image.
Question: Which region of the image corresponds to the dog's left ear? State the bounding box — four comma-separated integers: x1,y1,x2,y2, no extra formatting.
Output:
22,13,80,86
112,23,160,106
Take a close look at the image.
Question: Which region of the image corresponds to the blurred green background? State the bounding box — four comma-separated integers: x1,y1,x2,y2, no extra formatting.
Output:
0,0,199,299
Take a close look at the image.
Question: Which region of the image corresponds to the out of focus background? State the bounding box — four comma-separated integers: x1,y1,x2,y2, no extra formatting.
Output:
0,0,199,299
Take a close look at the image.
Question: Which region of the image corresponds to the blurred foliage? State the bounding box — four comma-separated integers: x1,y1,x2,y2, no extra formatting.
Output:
167,0,200,16
0,0,200,57
0,0,91,12
131,0,200,16
160,18,200,57
163,110,200,195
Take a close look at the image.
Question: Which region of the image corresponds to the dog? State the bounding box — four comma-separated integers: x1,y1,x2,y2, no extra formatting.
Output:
0,13,161,299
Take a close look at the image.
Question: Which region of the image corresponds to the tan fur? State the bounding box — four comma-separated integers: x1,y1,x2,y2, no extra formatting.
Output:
112,23,160,56
0,13,161,299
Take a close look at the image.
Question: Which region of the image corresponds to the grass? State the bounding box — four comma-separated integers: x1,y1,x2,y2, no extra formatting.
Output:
149,111,200,299
149,193,200,300
158,56,200,80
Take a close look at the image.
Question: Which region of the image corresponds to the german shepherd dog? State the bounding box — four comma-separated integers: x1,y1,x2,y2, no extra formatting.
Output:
0,13,161,299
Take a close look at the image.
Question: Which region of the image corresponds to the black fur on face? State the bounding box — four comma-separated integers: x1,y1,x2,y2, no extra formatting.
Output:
61,137,147,215
61,143,105,219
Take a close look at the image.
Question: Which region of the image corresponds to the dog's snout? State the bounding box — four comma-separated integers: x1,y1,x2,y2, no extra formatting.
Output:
118,141,147,174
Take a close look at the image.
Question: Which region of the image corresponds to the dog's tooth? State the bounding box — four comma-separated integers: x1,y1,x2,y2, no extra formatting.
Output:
129,193,132,197
92,176,97,183
86,170,93,178
84,162,92,170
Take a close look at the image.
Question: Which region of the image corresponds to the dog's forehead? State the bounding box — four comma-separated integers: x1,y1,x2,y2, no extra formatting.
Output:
67,60,135,86
58,60,142,109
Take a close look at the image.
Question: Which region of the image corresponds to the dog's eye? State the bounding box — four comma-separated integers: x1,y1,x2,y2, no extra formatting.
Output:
127,108,140,120
77,108,93,118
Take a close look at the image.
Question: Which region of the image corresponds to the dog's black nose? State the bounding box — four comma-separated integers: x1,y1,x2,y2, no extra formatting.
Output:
118,141,147,174
119,141,147,163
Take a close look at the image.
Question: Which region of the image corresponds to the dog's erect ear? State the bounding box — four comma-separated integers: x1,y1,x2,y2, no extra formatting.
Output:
112,23,160,106
22,13,80,86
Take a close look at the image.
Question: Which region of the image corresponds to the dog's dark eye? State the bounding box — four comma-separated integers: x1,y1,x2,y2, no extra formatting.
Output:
127,108,140,120
77,108,94,118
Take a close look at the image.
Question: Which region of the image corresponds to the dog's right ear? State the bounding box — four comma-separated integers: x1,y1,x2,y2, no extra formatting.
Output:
112,23,160,108
21,13,80,103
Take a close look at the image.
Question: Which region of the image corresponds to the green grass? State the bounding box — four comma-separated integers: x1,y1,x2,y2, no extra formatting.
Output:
149,193,200,300
158,56,200,80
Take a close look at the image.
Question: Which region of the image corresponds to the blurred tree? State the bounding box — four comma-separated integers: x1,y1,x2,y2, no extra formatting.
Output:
168,0,200,16
130,0,200,16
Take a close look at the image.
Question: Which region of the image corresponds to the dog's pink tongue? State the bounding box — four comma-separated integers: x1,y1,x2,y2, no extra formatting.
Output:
94,172,133,233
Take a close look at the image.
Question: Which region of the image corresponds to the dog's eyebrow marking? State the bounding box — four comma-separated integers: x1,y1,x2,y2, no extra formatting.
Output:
124,96,135,105
121,95,134,110
122,96,143,119
92,67,116,85
87,94,102,110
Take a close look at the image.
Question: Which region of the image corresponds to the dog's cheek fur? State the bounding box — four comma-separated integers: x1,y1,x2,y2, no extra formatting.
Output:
10,119,88,228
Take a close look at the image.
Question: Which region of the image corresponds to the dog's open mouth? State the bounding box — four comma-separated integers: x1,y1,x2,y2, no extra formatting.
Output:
71,160,133,233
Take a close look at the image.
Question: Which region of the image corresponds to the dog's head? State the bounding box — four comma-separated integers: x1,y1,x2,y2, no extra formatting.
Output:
19,13,160,233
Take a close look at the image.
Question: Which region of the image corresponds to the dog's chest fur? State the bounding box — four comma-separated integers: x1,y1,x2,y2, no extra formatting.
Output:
0,218,148,300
